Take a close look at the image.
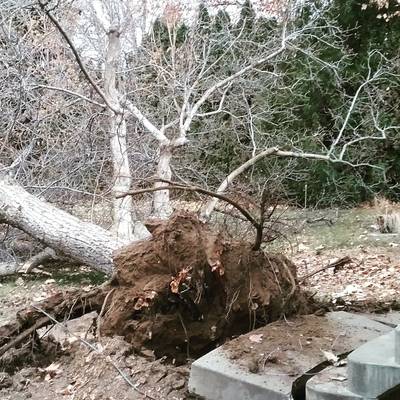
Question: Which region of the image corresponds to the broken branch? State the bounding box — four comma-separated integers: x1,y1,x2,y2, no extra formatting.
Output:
299,256,352,283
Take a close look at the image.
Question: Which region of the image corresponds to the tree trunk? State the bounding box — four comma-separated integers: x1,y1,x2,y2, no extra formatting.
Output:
152,144,173,219
104,28,150,241
0,173,123,274
109,113,150,241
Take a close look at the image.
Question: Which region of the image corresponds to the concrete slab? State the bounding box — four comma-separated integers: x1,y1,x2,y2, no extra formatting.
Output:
188,312,392,400
356,311,400,328
306,366,364,400
395,326,400,364
189,347,291,400
348,330,400,398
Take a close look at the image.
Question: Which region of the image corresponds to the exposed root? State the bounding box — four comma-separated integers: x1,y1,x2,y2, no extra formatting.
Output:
97,288,115,342
0,287,107,372
101,212,309,360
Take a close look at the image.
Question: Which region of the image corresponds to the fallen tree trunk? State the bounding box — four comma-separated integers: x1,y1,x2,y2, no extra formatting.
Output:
0,173,127,274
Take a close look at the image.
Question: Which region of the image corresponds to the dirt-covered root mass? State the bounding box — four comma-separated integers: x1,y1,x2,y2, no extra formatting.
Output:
101,212,307,359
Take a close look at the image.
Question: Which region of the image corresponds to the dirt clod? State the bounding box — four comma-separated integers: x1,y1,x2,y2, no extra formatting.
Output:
101,212,307,360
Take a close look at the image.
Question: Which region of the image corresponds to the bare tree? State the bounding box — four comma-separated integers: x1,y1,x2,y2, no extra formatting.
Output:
0,0,398,274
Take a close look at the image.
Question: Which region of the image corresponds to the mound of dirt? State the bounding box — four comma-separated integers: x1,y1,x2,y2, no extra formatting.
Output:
101,212,308,360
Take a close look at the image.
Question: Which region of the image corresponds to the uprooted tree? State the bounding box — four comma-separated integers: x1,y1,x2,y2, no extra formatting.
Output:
1,0,397,271
0,0,399,361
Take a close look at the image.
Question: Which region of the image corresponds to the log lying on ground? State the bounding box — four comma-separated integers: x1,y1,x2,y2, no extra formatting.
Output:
0,248,62,277
0,173,126,274
100,212,308,359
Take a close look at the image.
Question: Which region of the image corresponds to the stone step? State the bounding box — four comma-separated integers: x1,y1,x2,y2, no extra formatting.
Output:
189,346,291,400
188,312,392,400
306,366,364,400
395,326,400,364
348,330,400,398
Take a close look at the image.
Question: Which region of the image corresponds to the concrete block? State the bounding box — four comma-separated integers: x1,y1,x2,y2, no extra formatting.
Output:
395,326,400,364
188,312,392,400
356,311,400,328
189,347,291,400
306,366,364,400
348,330,400,398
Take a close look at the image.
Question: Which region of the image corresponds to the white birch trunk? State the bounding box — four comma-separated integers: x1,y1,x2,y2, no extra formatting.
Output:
0,173,123,274
104,28,150,240
152,144,173,219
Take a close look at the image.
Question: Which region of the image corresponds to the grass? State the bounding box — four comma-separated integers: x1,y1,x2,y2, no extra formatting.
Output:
270,207,398,253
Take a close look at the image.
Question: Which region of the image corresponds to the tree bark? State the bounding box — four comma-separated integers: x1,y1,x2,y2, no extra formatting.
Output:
151,144,173,219
104,28,150,241
0,173,124,274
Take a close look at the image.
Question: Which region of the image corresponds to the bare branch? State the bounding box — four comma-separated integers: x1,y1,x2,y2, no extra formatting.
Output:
38,1,119,113
117,181,259,228
32,85,107,108
328,51,386,156
195,84,231,118
123,100,169,143
182,22,288,134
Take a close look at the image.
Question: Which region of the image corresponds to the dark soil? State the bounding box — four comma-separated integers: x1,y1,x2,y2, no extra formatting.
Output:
101,212,308,360
224,315,339,376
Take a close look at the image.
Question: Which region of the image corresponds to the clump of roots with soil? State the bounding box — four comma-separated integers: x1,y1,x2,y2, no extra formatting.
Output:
101,213,307,360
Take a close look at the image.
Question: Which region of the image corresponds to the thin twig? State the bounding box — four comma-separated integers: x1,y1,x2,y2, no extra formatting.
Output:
118,182,259,228
38,2,118,113
0,316,49,356
177,312,190,360
298,256,352,283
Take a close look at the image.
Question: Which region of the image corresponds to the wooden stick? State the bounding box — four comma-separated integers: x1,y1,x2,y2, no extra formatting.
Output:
299,256,352,283
118,182,260,229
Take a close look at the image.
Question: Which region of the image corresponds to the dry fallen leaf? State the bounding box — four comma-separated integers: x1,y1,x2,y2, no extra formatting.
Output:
321,350,338,364
170,267,191,293
249,334,263,343
39,362,63,381
56,384,75,395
